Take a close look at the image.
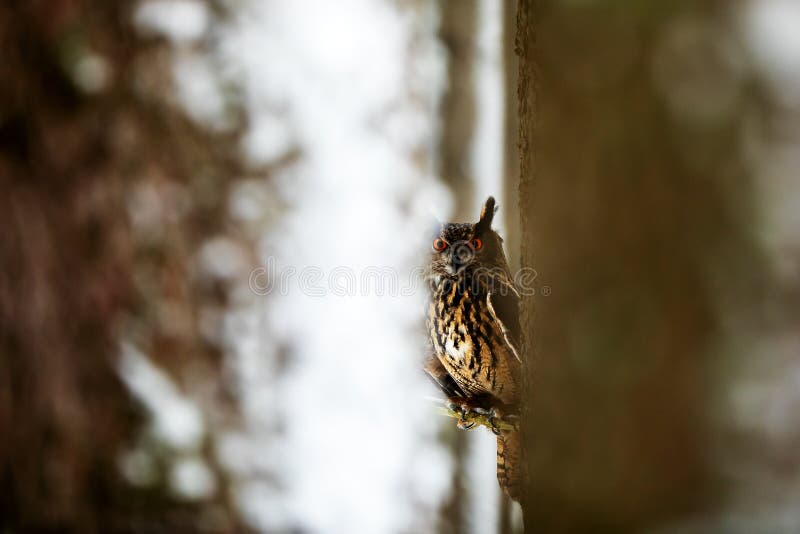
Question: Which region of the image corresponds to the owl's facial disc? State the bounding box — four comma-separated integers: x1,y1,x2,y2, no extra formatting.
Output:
446,241,476,275
433,222,480,277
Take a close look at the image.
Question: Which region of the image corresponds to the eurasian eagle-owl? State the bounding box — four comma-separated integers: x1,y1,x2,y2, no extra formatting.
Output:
424,196,522,501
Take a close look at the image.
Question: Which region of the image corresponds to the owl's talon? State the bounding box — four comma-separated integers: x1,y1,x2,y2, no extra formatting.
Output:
458,418,476,430
487,411,501,435
447,398,503,431
490,419,504,435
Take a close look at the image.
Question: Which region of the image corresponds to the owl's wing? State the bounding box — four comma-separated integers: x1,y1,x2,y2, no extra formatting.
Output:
424,353,466,398
486,276,522,363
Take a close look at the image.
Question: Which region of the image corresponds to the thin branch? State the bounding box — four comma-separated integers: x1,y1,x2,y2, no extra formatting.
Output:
426,397,519,432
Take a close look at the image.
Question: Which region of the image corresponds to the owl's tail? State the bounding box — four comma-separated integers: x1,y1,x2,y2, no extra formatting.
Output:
496,429,522,502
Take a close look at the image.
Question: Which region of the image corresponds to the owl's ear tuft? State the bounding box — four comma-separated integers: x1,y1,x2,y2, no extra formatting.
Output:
475,196,497,234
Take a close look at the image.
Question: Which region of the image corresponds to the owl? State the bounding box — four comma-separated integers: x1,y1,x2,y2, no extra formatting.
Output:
424,196,522,501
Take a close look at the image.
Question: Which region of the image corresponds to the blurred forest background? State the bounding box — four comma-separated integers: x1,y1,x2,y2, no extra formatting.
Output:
1,0,800,533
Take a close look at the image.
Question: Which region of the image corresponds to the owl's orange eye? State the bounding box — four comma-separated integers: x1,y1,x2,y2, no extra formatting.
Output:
433,238,448,252
472,238,483,250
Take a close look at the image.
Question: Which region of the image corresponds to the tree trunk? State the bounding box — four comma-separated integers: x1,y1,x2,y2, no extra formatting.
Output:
500,3,521,533
502,0,520,275
517,0,761,530
0,3,242,530
438,0,477,221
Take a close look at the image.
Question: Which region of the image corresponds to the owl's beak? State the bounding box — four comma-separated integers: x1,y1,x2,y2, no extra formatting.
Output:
443,256,456,275
450,255,462,274
448,242,474,274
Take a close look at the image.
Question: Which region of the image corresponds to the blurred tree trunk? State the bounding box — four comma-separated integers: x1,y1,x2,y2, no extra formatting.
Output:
0,5,138,529
438,0,477,221
436,1,476,532
0,3,241,531
517,0,760,530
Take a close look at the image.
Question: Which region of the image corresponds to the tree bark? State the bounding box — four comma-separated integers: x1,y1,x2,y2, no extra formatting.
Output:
501,4,521,533
502,0,520,275
517,0,761,530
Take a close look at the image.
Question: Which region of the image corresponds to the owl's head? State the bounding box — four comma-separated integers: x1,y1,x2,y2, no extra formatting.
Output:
430,196,506,278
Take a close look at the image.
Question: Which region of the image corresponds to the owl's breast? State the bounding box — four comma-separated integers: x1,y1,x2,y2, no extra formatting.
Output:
428,280,474,363
428,278,518,403
443,324,471,361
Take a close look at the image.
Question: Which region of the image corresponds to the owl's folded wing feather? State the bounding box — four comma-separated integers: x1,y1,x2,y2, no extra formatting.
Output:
486,276,522,363
424,353,466,398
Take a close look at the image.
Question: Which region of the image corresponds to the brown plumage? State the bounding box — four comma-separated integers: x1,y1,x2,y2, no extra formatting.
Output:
424,196,523,501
